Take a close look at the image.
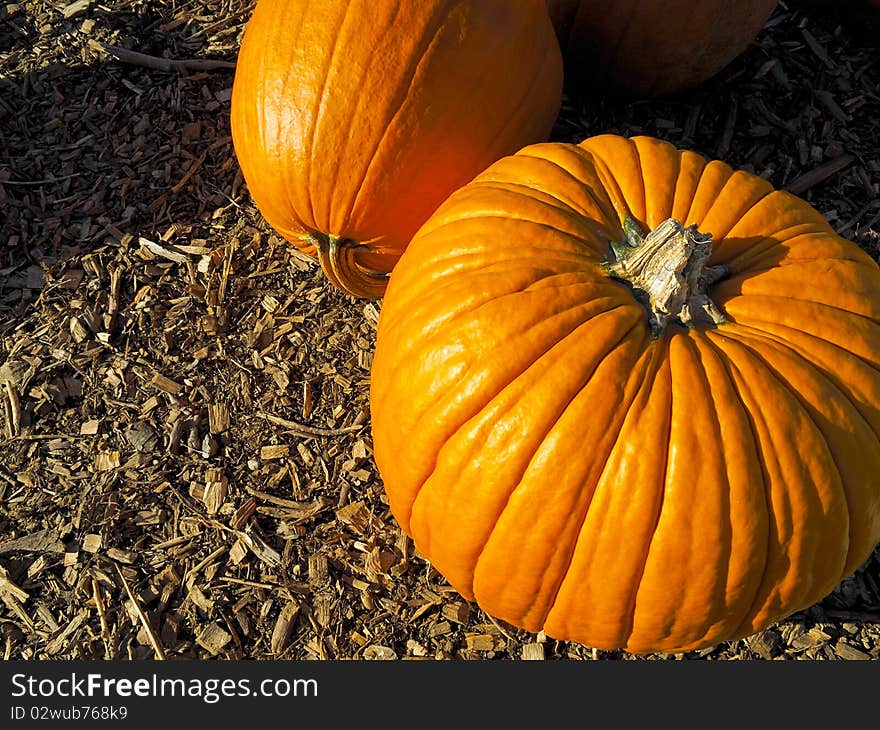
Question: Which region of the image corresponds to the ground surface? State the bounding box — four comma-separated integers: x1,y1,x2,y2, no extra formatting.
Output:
1,0,879,661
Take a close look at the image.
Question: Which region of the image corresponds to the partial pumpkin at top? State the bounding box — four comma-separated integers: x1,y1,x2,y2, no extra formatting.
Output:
230,0,563,299
546,0,779,97
370,133,880,654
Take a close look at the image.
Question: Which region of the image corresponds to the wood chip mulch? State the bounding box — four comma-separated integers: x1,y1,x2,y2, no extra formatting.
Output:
1,0,878,661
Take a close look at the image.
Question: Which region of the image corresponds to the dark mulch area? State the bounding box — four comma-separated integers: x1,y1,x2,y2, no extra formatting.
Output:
0,0,878,661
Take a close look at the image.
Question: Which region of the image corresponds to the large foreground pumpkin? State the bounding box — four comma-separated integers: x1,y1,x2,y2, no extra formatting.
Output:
370,134,880,654
546,0,778,97
230,0,562,298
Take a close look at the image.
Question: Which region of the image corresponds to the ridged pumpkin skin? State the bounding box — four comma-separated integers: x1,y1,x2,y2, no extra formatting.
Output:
370,134,880,654
230,0,563,298
546,0,778,97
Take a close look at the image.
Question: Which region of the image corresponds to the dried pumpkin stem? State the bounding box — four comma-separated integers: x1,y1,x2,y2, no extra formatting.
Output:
606,216,728,335
312,233,389,300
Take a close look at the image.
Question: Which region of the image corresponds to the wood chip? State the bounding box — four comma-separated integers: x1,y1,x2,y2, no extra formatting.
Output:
82,534,102,553
0,530,64,555
94,451,120,471
116,565,166,660
236,530,281,568
260,444,290,460
791,627,832,650
464,634,498,652
748,629,780,660
834,640,871,660
196,622,232,656
149,372,183,395
106,547,136,564
208,403,229,434
429,621,452,637
138,236,189,263
61,0,90,18
2,380,21,438
125,421,158,451
441,602,471,625
79,419,101,435
0,566,29,602
44,611,88,654
203,468,228,515
786,154,856,195
270,601,299,655
801,28,835,70
362,644,397,660
308,553,329,587
188,585,215,615
230,497,256,530
228,539,248,565
335,500,370,533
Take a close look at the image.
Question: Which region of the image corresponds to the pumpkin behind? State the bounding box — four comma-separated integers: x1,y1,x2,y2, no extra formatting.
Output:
230,0,563,298
546,0,779,97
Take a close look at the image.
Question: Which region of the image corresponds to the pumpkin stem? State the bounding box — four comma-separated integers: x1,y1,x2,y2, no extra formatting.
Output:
312,233,389,299
606,216,728,336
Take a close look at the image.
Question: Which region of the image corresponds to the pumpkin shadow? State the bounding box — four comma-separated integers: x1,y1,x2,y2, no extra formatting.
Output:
0,4,246,331
809,548,880,624
794,0,880,43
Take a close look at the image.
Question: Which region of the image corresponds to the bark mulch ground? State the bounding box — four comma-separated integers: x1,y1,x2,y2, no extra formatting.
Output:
1,0,878,661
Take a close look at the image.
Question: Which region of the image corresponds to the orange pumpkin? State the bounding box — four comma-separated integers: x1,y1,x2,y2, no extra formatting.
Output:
370,134,880,654
546,0,779,97
230,0,563,298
